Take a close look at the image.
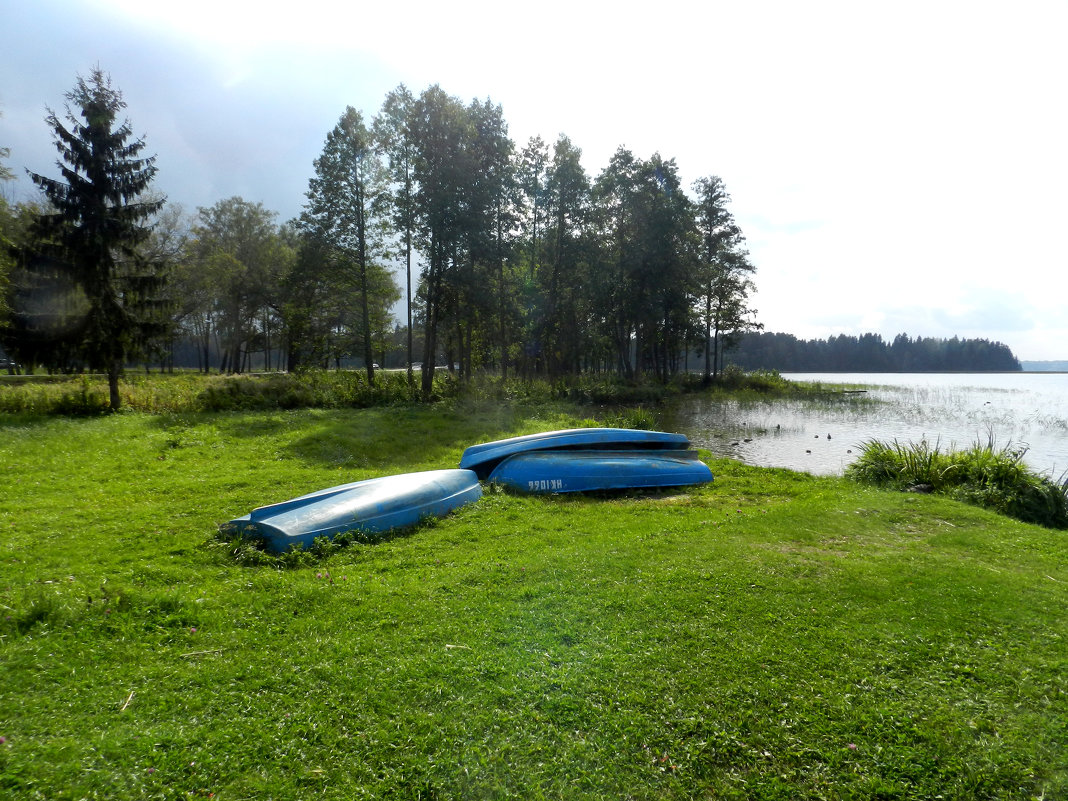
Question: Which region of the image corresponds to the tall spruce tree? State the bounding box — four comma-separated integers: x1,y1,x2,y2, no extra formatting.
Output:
28,69,164,409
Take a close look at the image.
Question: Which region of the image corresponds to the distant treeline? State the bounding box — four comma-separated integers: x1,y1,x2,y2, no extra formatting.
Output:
727,332,1021,372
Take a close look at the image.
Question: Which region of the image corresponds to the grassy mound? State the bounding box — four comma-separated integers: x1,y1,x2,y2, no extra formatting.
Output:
846,436,1068,529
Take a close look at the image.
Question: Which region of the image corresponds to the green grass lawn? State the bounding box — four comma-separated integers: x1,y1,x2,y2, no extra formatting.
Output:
1,404,1065,799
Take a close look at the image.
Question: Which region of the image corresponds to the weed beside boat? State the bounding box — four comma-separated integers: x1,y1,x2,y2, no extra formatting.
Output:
846,436,1068,528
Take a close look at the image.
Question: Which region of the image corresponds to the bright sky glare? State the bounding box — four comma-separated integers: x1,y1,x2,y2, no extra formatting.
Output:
2,0,1066,360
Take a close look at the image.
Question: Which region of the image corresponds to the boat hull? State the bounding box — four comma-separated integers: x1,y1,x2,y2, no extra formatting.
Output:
460,427,691,479
225,469,482,553
487,449,713,494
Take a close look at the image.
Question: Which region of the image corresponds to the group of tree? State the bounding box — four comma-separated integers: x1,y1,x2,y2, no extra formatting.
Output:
728,331,1021,372
1,73,761,407
293,84,761,394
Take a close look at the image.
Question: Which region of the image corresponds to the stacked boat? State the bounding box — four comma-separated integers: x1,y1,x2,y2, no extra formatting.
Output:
460,427,713,494
225,428,712,553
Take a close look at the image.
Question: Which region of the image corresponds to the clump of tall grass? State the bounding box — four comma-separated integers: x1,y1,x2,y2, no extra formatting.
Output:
708,365,799,395
196,369,446,410
847,435,1068,529
455,373,680,406
564,376,677,405
0,375,108,415
603,405,659,430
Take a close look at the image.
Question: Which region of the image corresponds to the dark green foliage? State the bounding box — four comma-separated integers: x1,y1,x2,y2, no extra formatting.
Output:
299,107,398,381
0,201,93,372
694,175,759,380
1,113,19,324
188,198,294,373
707,365,794,393
408,85,483,395
732,331,1022,372
362,86,761,386
847,436,1068,528
534,135,591,377
52,375,110,416
592,149,700,380
24,68,166,409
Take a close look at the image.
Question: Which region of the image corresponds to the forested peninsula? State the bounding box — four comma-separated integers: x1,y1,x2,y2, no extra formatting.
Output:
728,331,1021,372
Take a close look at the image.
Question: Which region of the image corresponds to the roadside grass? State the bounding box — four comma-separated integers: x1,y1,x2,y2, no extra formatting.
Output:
1,406,1065,799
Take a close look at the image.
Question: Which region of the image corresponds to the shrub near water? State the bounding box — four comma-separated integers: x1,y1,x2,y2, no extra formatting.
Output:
847,436,1068,529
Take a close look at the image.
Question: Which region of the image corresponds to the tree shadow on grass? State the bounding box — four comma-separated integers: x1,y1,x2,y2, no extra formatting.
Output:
202,402,574,472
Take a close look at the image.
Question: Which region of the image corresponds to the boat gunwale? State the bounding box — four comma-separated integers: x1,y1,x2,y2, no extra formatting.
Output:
230,469,482,552
460,428,691,479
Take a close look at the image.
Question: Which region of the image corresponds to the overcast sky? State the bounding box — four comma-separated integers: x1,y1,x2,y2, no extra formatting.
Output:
3,0,1066,360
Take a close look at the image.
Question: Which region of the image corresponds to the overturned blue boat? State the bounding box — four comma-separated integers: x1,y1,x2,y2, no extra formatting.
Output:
460,427,691,480
488,449,713,494
224,469,482,553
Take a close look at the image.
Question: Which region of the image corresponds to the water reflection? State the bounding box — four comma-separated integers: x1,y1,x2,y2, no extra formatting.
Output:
670,373,1068,477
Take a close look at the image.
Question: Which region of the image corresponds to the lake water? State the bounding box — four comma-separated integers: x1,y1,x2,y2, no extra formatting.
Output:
670,373,1068,478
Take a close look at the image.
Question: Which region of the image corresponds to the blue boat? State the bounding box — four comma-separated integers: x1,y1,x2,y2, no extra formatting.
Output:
224,469,482,553
487,449,713,494
459,427,691,479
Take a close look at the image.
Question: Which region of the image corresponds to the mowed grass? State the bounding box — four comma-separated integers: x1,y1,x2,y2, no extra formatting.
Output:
0,404,1065,799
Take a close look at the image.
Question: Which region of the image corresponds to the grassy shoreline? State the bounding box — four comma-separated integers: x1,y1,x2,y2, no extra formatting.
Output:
0,367,805,416
1,400,1066,799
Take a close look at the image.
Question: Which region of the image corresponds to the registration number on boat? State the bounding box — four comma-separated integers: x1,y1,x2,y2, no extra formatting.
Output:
528,479,564,491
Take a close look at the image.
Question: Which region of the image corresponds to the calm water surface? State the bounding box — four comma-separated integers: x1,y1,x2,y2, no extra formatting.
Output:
671,373,1068,478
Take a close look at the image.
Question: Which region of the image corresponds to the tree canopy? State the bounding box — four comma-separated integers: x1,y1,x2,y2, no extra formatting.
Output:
300,107,396,380
1,76,1028,382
